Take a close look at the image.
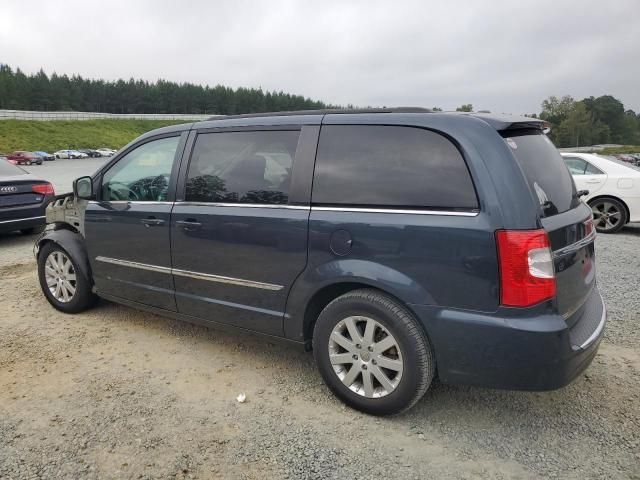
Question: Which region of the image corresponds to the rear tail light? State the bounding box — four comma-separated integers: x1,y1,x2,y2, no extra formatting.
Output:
496,229,556,307
32,183,55,195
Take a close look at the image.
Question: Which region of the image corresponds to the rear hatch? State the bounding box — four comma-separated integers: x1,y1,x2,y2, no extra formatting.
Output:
503,131,596,321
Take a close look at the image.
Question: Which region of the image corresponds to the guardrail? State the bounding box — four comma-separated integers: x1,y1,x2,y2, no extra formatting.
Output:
0,109,218,121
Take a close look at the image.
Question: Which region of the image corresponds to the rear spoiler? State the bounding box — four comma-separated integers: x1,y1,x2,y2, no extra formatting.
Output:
468,113,550,133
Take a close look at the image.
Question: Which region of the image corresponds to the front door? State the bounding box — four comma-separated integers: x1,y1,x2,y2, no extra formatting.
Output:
86,134,184,311
171,129,309,335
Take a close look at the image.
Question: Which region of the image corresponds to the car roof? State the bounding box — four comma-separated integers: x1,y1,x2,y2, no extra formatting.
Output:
139,108,548,138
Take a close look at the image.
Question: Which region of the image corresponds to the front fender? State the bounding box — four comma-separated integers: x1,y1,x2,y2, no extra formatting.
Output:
284,258,434,340
34,227,92,285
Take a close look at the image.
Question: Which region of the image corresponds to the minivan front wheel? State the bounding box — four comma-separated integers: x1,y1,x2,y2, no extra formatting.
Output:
313,289,435,415
37,242,96,313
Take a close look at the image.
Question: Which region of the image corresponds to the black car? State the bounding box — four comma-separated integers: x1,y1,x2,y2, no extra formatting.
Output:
79,149,103,158
0,159,55,234
34,108,605,415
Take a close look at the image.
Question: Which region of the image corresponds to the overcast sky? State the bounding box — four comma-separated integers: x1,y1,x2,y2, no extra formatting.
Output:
1,0,639,114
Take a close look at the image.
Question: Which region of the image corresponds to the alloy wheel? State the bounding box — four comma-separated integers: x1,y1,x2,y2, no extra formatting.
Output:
328,316,403,398
592,201,622,232
44,251,77,303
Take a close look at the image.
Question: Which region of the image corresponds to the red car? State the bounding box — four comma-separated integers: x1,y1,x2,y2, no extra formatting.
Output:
6,151,43,166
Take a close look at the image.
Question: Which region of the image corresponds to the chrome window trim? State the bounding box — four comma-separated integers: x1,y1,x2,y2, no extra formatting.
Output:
176,202,309,210
311,206,479,217
95,256,283,291
553,230,596,258
0,215,45,224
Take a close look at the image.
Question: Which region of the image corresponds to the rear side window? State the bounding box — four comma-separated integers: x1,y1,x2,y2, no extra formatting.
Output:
185,130,300,205
505,132,580,216
312,125,478,209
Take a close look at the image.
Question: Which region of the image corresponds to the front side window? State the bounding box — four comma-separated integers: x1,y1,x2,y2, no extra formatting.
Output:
101,136,180,201
185,130,300,204
312,125,478,209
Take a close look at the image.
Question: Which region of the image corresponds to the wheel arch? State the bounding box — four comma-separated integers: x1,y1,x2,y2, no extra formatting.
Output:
300,281,431,350
36,226,93,285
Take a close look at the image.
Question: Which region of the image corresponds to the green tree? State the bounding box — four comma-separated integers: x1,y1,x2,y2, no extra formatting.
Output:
455,104,473,112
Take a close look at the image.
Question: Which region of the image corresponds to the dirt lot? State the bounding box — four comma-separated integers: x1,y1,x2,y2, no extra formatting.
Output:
1,226,639,479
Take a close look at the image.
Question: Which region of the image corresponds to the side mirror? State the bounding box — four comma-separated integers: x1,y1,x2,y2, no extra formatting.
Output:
73,176,94,199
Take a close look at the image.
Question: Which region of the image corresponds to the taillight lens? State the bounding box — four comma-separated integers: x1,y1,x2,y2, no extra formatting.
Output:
496,229,556,307
32,183,55,195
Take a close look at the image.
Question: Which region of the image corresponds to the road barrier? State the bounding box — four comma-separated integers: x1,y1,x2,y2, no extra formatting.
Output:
0,109,217,121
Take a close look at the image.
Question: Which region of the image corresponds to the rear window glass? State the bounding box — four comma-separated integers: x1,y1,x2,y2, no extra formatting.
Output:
0,159,27,175
313,125,478,210
504,131,580,216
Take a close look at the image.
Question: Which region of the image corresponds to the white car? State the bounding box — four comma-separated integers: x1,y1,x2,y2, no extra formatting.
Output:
54,150,79,159
97,148,116,157
561,152,640,233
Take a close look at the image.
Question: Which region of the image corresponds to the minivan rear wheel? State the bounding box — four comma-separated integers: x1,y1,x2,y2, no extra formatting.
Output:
313,289,435,415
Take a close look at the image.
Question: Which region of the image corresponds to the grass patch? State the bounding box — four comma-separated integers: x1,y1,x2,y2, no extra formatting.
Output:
597,146,640,155
0,119,190,153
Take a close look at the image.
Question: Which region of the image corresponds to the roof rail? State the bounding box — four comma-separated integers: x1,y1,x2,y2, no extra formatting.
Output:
206,107,432,121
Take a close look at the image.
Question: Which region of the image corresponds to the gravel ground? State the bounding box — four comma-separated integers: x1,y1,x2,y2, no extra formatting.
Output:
0,224,638,479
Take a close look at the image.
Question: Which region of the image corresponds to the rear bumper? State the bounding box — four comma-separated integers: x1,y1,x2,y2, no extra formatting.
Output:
0,214,46,233
411,286,606,391
0,201,50,233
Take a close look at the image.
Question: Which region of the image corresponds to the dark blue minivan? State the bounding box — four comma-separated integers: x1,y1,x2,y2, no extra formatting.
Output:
36,109,606,415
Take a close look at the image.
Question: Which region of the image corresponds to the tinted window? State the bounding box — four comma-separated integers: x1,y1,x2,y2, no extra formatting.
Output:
505,132,579,216
101,136,180,201
0,159,27,175
312,125,478,209
185,130,299,204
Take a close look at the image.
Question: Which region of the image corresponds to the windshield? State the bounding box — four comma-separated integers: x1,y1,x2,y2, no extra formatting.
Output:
0,159,27,176
504,131,580,217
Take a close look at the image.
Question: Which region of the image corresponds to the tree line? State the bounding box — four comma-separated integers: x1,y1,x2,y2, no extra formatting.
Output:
1,65,639,147
535,95,640,147
0,65,331,115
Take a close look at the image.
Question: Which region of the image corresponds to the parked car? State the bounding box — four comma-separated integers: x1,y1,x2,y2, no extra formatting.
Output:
96,148,116,157
79,149,103,158
614,154,636,164
562,152,640,233
7,151,43,165
33,151,56,161
54,150,86,159
35,109,605,415
0,159,55,234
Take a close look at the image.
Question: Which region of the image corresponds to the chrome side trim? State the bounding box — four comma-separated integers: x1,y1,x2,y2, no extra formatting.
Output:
0,215,45,224
311,206,479,217
95,256,171,274
88,201,174,206
172,268,283,290
576,293,607,350
95,256,283,291
176,202,309,210
553,230,597,258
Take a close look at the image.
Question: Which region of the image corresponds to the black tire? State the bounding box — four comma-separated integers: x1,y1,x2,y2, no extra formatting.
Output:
37,242,97,313
312,289,435,416
589,197,627,234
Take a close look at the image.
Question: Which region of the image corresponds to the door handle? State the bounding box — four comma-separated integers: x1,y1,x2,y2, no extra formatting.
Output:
175,219,202,230
586,179,601,184
140,217,165,227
